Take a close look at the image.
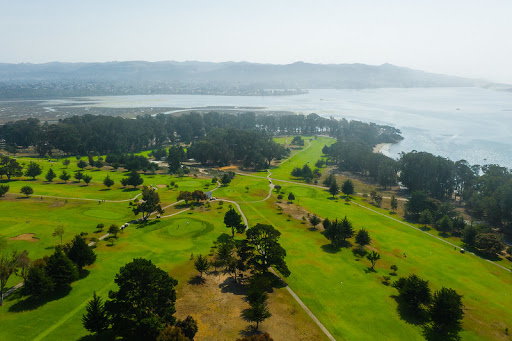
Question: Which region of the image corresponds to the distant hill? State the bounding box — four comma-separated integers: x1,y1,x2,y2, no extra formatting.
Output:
0,61,485,87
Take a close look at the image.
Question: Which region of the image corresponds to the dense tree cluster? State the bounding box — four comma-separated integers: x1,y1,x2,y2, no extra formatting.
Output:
322,141,399,188
187,128,287,168
0,112,402,157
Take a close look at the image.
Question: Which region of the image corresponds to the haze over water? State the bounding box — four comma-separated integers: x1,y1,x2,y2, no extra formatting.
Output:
47,87,512,168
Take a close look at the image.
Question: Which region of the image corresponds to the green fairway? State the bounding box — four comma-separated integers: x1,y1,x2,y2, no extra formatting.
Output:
270,136,334,181
2,140,512,340
0,210,226,341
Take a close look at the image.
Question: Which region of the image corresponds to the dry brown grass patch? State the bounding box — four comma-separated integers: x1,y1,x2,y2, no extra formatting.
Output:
9,233,39,242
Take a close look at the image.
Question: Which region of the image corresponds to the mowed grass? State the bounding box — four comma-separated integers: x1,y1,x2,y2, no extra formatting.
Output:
0,210,225,341
2,156,211,201
270,136,334,181
2,142,512,340
265,182,512,340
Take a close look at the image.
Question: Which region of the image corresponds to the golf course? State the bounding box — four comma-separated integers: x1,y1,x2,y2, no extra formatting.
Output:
1,136,511,341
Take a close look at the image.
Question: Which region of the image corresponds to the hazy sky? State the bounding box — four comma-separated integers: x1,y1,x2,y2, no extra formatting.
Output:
2,0,511,83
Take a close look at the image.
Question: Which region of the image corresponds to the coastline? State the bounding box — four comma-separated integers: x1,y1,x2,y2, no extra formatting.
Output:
373,143,393,156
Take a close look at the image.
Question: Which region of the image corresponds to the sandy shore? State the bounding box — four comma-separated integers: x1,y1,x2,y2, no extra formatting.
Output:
373,143,393,156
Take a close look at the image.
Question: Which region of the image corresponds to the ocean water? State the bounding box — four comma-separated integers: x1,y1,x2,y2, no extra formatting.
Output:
43,87,512,168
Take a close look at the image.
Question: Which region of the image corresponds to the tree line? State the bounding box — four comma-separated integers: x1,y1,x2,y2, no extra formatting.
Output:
0,112,402,156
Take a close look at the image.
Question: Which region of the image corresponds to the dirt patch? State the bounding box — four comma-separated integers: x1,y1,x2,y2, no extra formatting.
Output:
275,201,325,231
156,184,167,188
176,269,326,340
9,233,40,242
218,165,238,171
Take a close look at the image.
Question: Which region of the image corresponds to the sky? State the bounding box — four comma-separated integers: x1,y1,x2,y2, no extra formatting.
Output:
1,0,511,83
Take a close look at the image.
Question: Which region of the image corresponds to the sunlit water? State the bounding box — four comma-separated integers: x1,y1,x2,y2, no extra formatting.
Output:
42,87,512,168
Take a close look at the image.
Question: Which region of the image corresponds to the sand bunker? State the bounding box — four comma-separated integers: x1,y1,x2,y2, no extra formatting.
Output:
9,233,40,242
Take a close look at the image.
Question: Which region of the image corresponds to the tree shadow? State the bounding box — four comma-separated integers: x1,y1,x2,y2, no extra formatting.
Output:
9,286,71,313
308,227,318,232
321,243,341,254
76,331,116,341
219,276,246,295
422,324,462,341
420,226,431,231
122,188,139,192
364,267,377,274
135,220,159,229
99,188,111,192
216,233,231,243
352,248,367,258
188,275,206,286
238,325,263,338
391,295,429,326
78,269,90,280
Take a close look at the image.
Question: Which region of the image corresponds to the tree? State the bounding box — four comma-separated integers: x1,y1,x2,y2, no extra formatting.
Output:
108,224,120,238
83,174,93,185
221,173,232,186
53,226,65,245
45,168,57,182
242,301,272,331
245,224,290,277
224,207,245,237
96,223,104,232
355,229,371,249
103,175,114,188
390,195,398,213
124,170,143,188
74,171,83,183
77,159,87,170
45,250,79,290
287,192,295,203
1,157,23,180
392,274,432,312
194,254,210,278
366,251,380,270
274,184,282,193
177,191,193,204
25,266,54,299
374,195,383,207
59,170,71,183
20,185,33,197
0,252,17,306
62,159,71,168
15,250,30,282
323,173,336,187
82,292,109,335
428,287,464,336
157,326,188,341
324,216,354,247
419,209,433,227
167,146,182,174
176,315,198,340
133,186,164,220
66,235,97,269
328,181,339,198
105,258,178,339
436,215,453,234
390,264,398,275
462,225,478,247
341,179,354,196
309,215,321,229
0,185,9,197
25,161,42,179
474,233,504,257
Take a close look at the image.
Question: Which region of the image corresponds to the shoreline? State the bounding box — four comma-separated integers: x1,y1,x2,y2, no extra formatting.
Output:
373,143,393,156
